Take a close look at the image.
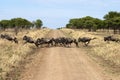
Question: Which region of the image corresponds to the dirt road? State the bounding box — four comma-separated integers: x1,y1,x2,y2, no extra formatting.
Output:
20,30,110,80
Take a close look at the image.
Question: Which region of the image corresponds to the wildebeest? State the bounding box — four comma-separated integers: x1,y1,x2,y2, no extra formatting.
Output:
78,37,96,46
0,34,18,43
23,35,35,44
104,36,120,42
63,38,78,47
52,37,65,46
104,36,112,42
35,38,54,47
52,37,78,47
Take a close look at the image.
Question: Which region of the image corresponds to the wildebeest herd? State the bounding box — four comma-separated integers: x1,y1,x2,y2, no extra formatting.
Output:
23,35,79,47
0,34,120,47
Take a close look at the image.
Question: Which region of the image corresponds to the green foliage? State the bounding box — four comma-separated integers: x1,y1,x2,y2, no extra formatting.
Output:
111,17,120,29
0,20,10,29
34,19,43,28
104,11,120,20
104,11,120,34
10,18,32,29
66,11,120,33
66,16,103,31
0,18,43,29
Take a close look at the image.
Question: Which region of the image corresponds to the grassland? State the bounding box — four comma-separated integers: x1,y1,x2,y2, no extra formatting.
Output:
0,29,50,79
61,28,120,75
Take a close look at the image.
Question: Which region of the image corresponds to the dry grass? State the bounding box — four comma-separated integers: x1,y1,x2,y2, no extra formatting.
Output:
61,28,120,75
0,29,50,79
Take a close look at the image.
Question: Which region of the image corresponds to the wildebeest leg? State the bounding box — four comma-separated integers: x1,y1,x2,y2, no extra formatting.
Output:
54,43,56,46
69,43,72,47
47,43,50,47
35,43,39,47
51,41,54,47
66,43,70,48
50,41,54,47
85,41,90,46
69,42,73,47
69,43,71,48
14,39,18,44
85,43,87,46
75,42,79,47
84,42,88,46
67,43,71,48
60,43,63,46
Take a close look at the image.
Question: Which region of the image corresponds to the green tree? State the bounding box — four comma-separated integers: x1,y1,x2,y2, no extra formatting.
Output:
66,23,72,28
84,20,94,31
104,11,120,20
111,17,120,34
82,16,98,31
0,20,10,30
0,21,2,29
10,18,32,28
104,11,120,34
35,19,43,28
10,18,32,35
93,18,103,29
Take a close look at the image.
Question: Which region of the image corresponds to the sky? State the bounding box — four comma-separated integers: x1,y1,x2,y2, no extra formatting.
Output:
0,0,120,29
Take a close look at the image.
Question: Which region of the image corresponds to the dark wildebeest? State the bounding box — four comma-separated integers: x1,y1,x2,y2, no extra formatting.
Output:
52,37,78,47
23,35,35,44
52,37,65,46
78,37,96,46
35,38,54,47
104,36,112,42
0,34,6,39
64,38,78,47
104,36,120,42
0,34,18,43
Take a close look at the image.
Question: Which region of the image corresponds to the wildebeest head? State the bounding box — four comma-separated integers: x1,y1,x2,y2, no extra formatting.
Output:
23,35,27,40
23,35,35,43
14,37,18,44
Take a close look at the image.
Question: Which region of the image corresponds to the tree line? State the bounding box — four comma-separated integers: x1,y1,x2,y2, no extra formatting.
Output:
0,18,43,30
0,18,43,35
66,11,120,34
